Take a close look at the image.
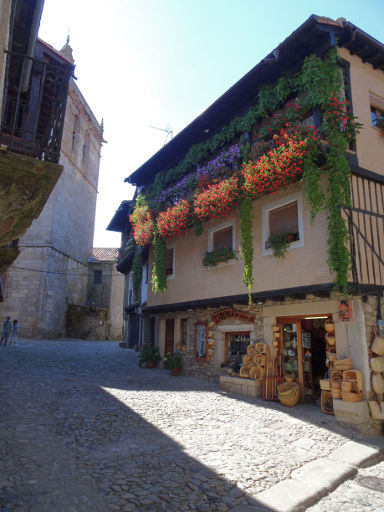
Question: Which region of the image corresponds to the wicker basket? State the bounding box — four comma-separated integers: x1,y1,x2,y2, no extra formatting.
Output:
328,352,337,362
370,355,384,373
247,345,256,356
341,381,352,392
341,391,362,402
331,388,341,399
326,332,336,346
343,370,363,393
284,373,296,383
371,334,384,356
368,401,384,420
325,321,335,332
272,325,280,332
330,370,343,382
278,386,300,407
277,382,299,397
333,359,353,371
320,379,331,391
243,354,252,364
321,391,334,415
330,380,341,389
372,373,384,394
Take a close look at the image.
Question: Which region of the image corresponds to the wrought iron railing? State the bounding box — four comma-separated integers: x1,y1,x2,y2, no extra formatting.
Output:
0,51,72,163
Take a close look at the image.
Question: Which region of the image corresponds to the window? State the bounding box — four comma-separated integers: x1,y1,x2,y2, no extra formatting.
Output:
166,247,174,277
195,323,207,360
262,192,304,255
82,134,90,168
371,105,384,128
93,270,102,284
208,220,235,252
71,115,79,152
269,201,299,240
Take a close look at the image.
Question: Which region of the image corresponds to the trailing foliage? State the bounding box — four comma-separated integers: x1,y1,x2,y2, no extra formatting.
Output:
151,227,167,294
267,233,290,259
202,247,237,267
239,198,254,304
130,46,362,295
131,250,143,303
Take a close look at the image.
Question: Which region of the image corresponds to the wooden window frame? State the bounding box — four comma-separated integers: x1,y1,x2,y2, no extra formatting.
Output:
194,322,208,361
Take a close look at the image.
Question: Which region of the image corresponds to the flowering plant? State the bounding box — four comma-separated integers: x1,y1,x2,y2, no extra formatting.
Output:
193,176,240,221
376,113,384,137
202,247,237,266
157,199,191,240
152,144,242,212
242,126,320,199
129,205,154,247
323,94,361,140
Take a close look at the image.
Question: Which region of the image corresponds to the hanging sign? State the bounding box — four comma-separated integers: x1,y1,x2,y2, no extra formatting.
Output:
212,308,255,324
338,300,354,322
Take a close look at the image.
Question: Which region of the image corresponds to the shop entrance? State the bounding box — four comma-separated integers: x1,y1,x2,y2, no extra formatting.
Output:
277,315,330,402
225,332,250,369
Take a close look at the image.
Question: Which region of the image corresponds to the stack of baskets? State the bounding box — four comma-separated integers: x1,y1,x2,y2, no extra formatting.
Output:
277,382,300,407
322,369,363,403
239,343,269,380
368,329,384,420
325,320,337,364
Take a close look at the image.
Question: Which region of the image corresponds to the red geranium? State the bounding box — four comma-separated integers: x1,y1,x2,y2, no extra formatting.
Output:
157,199,191,240
130,206,154,247
242,126,320,199
193,176,240,220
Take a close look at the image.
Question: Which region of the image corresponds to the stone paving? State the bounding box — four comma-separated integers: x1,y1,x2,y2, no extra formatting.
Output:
0,339,382,512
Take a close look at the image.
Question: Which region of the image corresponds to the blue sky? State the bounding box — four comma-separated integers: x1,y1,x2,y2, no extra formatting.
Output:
38,0,384,247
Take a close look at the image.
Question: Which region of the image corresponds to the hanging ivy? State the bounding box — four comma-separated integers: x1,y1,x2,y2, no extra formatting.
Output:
239,197,254,304
131,250,143,303
151,227,167,294
130,46,362,296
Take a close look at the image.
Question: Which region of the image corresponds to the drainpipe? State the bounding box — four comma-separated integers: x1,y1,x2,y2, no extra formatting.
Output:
21,0,44,92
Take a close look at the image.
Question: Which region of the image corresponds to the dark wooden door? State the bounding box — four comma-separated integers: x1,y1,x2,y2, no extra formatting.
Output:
165,319,174,355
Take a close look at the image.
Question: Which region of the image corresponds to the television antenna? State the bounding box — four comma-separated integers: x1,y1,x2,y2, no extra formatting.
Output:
149,123,173,146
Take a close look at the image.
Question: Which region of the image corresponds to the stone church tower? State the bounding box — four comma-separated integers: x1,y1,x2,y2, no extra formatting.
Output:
0,40,104,338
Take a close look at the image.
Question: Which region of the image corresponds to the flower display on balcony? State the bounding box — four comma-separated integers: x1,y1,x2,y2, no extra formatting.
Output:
242,126,320,199
129,205,154,247
193,177,240,221
157,199,191,240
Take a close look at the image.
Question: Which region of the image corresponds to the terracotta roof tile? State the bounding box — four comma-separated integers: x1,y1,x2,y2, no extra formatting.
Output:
89,248,119,263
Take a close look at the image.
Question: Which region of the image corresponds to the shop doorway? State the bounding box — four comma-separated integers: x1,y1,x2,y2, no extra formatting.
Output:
277,315,330,403
165,319,174,355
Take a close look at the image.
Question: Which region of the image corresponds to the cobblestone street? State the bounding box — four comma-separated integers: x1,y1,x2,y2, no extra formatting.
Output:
0,340,383,512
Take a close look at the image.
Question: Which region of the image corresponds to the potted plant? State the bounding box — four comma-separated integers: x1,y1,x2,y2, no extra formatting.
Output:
138,344,161,368
163,352,182,375
266,233,290,258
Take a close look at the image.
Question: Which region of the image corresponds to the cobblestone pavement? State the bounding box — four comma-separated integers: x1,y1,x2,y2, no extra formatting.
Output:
0,339,382,512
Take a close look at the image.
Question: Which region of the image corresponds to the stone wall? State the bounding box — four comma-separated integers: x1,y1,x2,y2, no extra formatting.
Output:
66,304,108,340
0,246,88,338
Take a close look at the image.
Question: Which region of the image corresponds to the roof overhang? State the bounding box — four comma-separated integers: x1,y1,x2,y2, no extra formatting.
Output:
126,15,384,188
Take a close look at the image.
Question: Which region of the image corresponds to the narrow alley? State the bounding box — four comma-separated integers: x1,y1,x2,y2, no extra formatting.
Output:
0,340,383,512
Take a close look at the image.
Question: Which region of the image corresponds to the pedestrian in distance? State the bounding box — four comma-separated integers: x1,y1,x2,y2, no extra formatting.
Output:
1,316,11,346
10,319,18,346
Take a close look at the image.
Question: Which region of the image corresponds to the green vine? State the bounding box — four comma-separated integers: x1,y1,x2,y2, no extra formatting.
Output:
151,227,167,293
239,198,254,304
131,250,143,303
135,46,361,296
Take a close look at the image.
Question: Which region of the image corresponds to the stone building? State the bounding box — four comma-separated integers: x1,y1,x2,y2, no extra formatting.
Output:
115,16,384,433
0,0,73,277
86,248,124,340
0,39,104,338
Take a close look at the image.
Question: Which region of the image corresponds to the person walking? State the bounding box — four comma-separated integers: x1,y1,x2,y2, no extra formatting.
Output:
10,319,19,346
1,316,11,346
